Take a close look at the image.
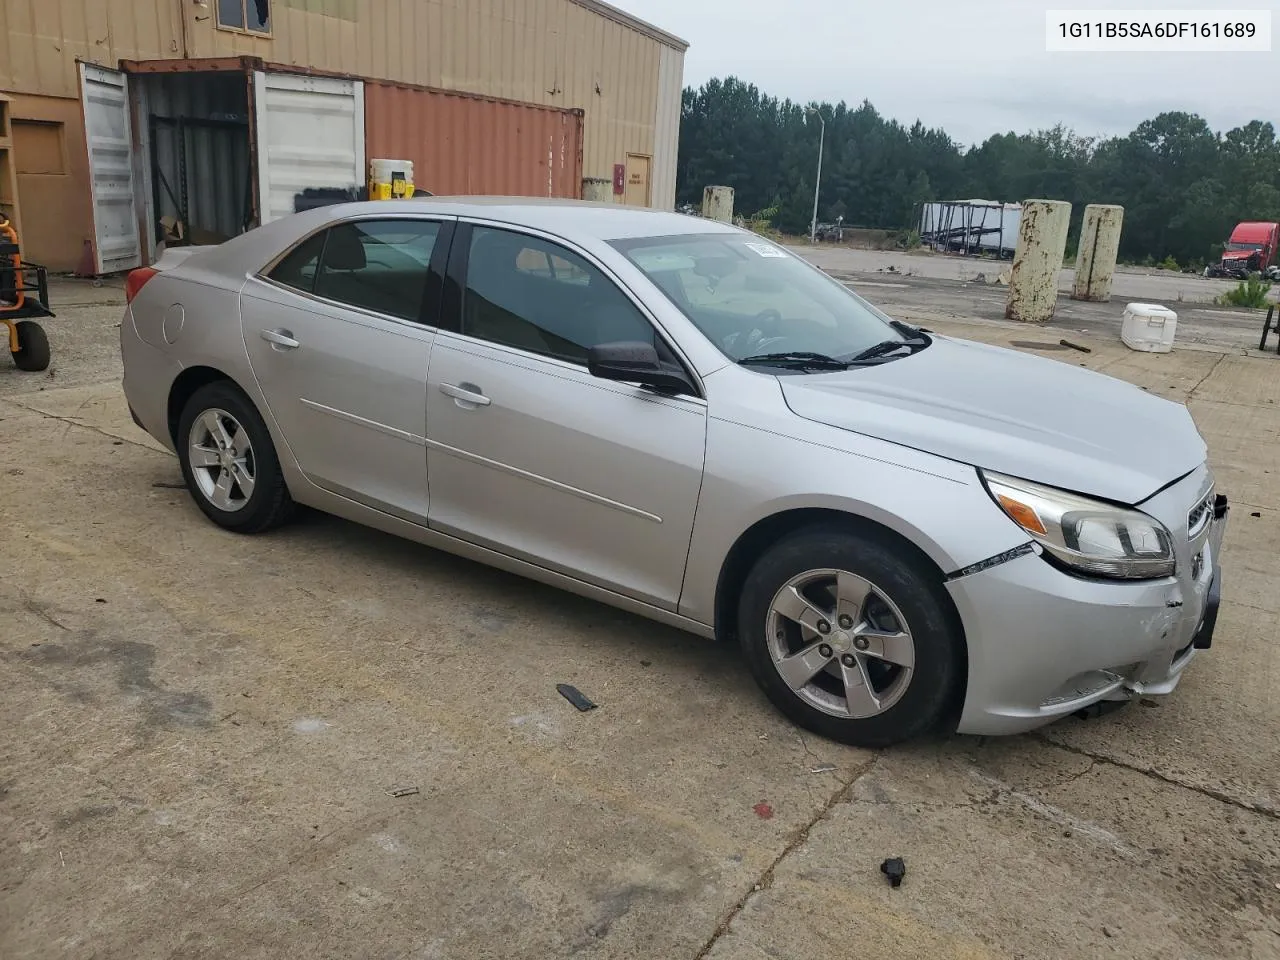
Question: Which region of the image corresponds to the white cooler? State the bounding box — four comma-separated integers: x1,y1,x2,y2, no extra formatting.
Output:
1121,302,1178,353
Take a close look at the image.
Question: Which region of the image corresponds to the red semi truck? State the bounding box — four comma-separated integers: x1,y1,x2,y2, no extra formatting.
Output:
1206,221,1280,279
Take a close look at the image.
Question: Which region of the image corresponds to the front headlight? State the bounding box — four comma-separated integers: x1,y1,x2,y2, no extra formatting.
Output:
981,470,1175,580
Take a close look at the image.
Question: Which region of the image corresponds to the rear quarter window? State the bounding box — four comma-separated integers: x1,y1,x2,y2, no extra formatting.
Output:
267,230,326,293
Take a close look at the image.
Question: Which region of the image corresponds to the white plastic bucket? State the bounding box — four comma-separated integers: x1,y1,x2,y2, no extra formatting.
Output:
370,158,413,183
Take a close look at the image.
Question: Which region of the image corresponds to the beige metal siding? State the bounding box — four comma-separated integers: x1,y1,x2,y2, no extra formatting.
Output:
0,0,178,99
1,0,680,196
651,45,682,210
364,81,583,198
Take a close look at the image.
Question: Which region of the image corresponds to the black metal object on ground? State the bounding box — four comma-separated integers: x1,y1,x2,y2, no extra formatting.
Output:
1259,305,1277,353
556,684,598,712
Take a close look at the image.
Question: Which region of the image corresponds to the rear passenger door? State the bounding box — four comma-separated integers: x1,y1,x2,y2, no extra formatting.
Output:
240,217,452,522
424,223,708,610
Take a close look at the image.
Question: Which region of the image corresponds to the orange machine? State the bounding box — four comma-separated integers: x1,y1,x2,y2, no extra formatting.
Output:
1,216,52,372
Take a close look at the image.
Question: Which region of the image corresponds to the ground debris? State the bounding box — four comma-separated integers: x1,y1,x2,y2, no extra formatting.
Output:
386,785,420,798
808,763,837,774
556,683,597,712
880,857,906,888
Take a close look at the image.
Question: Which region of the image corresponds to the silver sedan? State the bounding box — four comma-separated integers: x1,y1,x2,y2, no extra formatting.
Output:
120,198,1229,747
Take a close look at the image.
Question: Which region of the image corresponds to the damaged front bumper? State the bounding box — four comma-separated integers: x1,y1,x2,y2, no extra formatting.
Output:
947,488,1229,737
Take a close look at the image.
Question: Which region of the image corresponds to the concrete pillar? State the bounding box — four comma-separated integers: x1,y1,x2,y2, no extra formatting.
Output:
1005,199,1071,323
1071,204,1124,302
702,185,734,223
581,177,612,203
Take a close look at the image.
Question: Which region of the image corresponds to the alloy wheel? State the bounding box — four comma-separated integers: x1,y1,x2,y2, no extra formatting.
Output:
765,567,916,719
187,408,256,512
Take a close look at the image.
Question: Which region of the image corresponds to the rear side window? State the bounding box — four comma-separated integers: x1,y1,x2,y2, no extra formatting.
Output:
268,230,326,293
314,220,441,322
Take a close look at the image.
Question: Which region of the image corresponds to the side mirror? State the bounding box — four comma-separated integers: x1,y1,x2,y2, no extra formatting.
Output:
587,341,696,396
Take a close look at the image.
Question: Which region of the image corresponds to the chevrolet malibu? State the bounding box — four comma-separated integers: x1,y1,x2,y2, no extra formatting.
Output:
120,199,1228,747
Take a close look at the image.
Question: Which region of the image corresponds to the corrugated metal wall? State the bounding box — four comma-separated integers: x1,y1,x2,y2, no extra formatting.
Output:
0,0,684,194
651,45,683,210
365,82,583,199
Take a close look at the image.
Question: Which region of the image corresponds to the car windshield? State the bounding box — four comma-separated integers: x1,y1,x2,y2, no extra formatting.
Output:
612,233,905,364
1226,242,1262,251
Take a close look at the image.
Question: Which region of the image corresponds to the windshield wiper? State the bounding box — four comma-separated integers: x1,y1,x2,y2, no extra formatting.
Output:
847,326,931,363
847,340,912,362
890,319,930,339
738,351,850,370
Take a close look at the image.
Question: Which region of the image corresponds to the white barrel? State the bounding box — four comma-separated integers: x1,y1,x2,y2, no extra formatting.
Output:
1005,199,1072,323
1072,204,1125,302
581,177,612,202
702,185,734,223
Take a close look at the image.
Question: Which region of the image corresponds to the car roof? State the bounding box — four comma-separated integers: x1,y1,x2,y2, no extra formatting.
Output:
315,197,742,241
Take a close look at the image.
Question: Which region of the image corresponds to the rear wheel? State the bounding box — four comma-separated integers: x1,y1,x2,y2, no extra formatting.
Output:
177,381,294,534
737,527,963,748
10,320,50,372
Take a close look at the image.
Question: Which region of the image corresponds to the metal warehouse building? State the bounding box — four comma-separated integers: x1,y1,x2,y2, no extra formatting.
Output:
0,0,687,273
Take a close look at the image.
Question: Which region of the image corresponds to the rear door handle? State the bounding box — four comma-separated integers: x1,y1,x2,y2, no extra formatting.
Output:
439,382,491,407
261,328,300,349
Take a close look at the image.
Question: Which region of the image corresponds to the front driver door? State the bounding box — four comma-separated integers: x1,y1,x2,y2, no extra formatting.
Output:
424,224,707,610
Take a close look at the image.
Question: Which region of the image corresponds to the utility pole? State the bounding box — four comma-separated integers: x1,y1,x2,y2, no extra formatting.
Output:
807,106,826,244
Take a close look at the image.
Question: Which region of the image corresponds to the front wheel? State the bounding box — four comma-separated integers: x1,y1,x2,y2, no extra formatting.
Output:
737,527,963,748
10,320,50,372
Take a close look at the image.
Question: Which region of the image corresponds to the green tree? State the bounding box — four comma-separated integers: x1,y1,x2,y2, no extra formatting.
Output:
676,78,1280,264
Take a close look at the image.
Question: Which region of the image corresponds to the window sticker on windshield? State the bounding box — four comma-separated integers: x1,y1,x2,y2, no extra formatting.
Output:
744,241,788,259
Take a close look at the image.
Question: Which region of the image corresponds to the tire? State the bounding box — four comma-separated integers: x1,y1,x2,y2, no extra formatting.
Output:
737,526,963,748
11,320,51,372
176,380,295,534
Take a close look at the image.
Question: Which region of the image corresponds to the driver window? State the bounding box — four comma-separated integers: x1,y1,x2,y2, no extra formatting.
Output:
463,227,655,364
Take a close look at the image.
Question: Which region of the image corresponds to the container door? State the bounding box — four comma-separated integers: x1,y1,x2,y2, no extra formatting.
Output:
78,62,142,274
253,71,365,224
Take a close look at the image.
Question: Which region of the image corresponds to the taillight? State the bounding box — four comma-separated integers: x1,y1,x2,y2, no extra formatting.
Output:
125,267,159,303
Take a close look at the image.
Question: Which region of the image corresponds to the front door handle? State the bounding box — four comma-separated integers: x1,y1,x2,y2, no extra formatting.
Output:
439,382,491,407
261,328,300,349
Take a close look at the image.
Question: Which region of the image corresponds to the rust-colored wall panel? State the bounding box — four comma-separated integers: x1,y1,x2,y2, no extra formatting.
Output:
365,81,583,199
7,93,92,271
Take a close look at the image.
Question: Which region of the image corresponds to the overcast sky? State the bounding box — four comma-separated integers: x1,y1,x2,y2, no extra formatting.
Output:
622,0,1280,147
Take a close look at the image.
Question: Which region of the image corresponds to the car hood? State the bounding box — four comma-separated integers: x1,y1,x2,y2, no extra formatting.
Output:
1222,249,1260,260
780,336,1206,505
